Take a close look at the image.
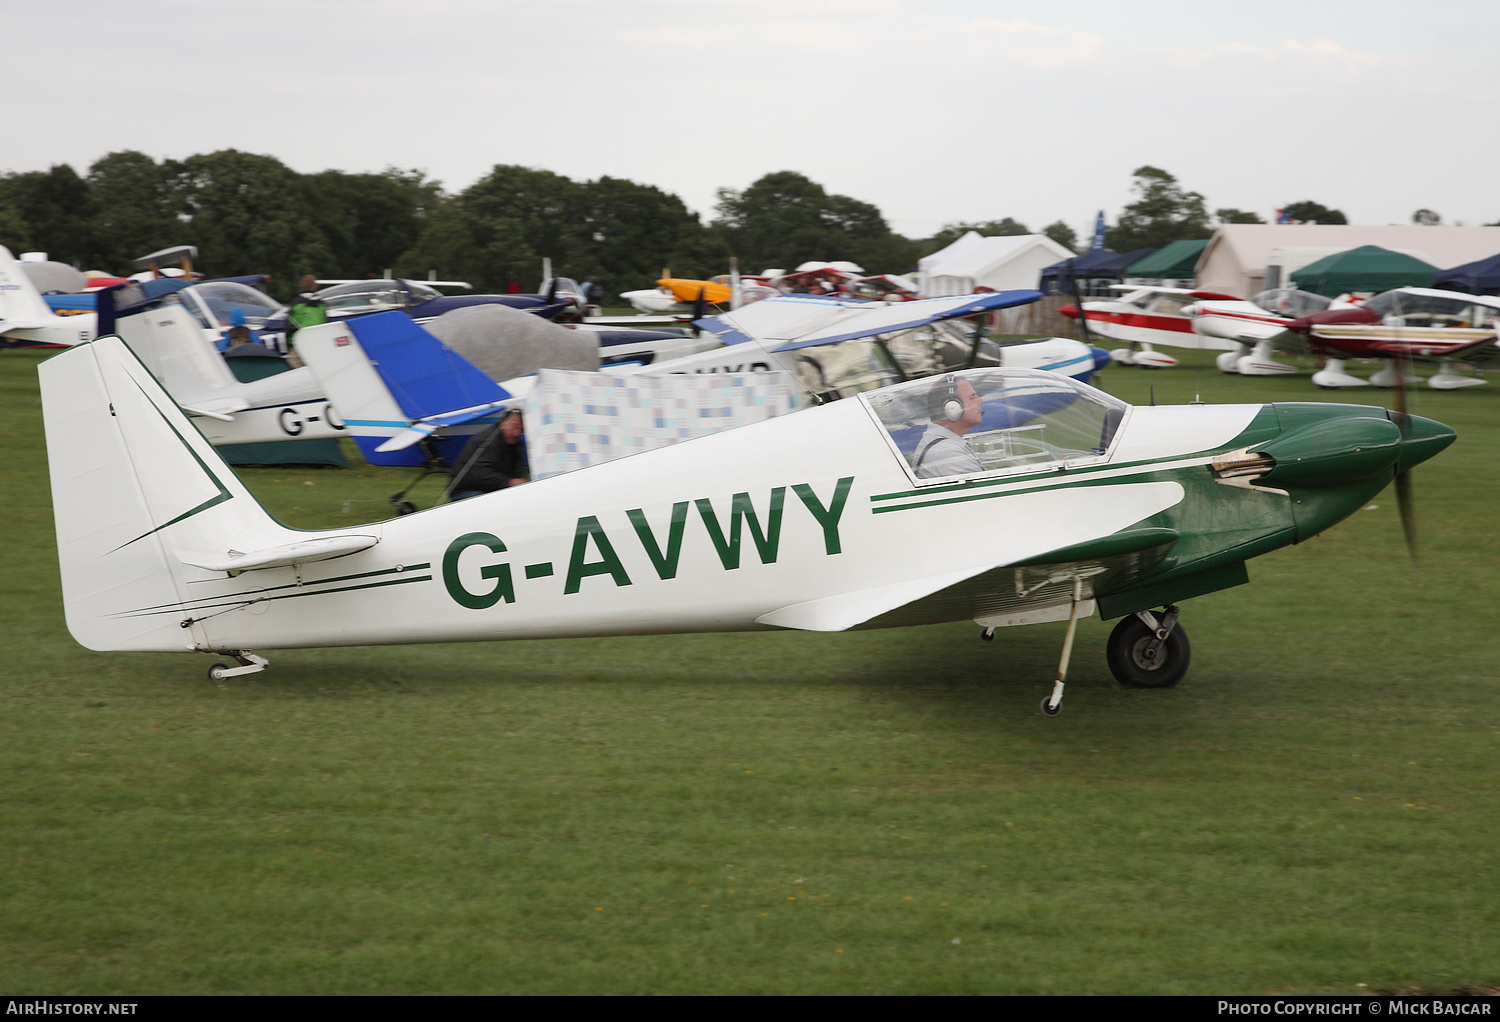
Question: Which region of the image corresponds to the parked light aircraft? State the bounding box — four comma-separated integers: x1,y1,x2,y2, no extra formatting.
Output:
105,288,346,447
42,334,1454,715
1060,285,1242,368
1186,288,1500,389
1182,288,1344,375
673,291,1106,400
296,292,1108,468
1280,288,1500,390
314,279,572,323
0,263,346,448
1,246,292,354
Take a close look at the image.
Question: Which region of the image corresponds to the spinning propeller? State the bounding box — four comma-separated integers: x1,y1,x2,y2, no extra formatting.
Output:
1387,353,1422,566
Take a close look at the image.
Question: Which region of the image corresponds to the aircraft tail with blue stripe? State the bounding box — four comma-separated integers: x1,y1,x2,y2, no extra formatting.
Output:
296,312,513,466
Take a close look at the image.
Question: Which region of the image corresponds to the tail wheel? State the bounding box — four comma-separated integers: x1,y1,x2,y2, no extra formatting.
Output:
1106,615,1190,689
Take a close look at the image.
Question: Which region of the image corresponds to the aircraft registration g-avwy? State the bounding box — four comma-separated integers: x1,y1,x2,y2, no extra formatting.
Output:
42,334,1455,714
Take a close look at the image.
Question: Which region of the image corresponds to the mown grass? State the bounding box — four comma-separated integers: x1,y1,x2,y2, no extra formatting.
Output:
2,345,1497,994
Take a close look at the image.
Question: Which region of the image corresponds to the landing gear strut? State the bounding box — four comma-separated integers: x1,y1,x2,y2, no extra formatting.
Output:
207,652,269,681
1040,580,1086,716
1105,607,1190,688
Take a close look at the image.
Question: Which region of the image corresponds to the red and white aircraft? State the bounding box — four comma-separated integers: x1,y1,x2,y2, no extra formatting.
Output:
1185,287,1500,388
1183,289,1351,376
1281,287,1500,389
1059,285,1241,368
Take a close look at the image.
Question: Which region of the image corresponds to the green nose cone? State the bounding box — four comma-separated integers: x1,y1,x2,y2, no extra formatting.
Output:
1394,414,1457,474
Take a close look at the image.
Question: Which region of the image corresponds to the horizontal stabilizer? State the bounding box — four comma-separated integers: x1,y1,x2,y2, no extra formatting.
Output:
179,534,379,573
374,398,519,452
178,396,249,421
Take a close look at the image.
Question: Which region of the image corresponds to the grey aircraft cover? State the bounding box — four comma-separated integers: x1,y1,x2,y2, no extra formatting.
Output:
426,304,598,382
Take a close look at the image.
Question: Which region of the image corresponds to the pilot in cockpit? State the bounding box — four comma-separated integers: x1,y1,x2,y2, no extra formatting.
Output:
912,375,986,478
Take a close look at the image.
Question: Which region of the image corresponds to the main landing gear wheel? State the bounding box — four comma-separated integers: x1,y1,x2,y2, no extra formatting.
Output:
1106,612,1191,688
208,663,230,682
1040,696,1062,717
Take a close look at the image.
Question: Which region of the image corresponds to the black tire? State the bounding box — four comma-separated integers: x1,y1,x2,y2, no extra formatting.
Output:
208,663,230,682
1106,615,1190,689
1040,696,1061,716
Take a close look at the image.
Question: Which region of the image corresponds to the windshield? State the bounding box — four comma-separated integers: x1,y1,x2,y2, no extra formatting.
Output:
879,320,997,378
862,368,1127,482
317,280,409,317
790,338,906,402
1251,289,1332,319
183,282,285,328
403,281,443,304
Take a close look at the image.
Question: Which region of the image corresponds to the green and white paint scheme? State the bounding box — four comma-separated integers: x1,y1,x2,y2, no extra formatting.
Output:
42,336,1455,714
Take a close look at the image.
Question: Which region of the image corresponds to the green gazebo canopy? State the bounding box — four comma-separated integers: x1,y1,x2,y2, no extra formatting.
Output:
1124,239,1208,279
1290,245,1439,297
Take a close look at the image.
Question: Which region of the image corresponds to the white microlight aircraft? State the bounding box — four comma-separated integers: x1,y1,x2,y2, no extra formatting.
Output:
42,334,1455,714
292,291,1106,468
671,291,1105,396
6,263,346,449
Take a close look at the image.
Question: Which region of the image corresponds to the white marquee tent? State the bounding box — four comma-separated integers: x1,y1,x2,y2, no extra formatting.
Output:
918,232,1074,296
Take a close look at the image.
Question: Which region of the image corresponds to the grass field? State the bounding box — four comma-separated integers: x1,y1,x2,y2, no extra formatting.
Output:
2,344,1498,994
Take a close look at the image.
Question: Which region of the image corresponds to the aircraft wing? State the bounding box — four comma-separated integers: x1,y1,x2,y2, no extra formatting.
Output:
1206,320,1288,343
584,315,687,325
695,291,1041,352
756,527,1180,632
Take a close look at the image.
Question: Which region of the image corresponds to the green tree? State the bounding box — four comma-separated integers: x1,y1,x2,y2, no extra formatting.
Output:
1215,207,1266,225
713,171,912,273
397,194,536,295
0,164,99,267
1279,200,1347,225
569,176,717,296
455,165,582,288
0,178,34,255
166,150,327,296
1412,208,1441,226
87,151,181,270
1109,166,1212,251
1041,220,1078,253
304,167,444,280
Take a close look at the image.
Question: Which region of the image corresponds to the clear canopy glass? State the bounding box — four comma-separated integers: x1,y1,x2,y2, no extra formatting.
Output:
862,368,1127,482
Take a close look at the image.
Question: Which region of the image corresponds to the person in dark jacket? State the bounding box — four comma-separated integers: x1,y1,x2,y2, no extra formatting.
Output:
447,411,528,500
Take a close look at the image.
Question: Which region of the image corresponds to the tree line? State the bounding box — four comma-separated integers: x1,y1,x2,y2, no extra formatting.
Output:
0,151,1362,302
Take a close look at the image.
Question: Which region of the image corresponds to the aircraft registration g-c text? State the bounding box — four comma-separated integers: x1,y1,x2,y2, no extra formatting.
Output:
443,476,855,610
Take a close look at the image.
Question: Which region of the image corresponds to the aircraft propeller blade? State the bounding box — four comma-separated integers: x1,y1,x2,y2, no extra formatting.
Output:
692,287,706,336
1389,353,1419,566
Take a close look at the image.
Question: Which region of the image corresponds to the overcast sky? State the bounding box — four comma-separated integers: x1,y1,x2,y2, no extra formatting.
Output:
10,0,1497,243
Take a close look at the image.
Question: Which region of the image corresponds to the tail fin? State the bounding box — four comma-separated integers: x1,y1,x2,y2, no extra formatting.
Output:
0,245,56,322
1,245,96,346
40,337,295,652
113,302,243,412
297,312,505,466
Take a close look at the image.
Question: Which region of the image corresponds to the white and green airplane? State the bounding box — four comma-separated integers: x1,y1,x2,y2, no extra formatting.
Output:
42,334,1455,714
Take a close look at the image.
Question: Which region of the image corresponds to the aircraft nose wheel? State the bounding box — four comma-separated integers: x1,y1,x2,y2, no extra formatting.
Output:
1106,610,1190,688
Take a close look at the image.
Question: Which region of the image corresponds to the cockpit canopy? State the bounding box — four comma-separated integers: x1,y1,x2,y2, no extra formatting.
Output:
316,280,442,318
174,281,286,330
1361,289,1500,329
862,368,1127,482
1250,288,1333,319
